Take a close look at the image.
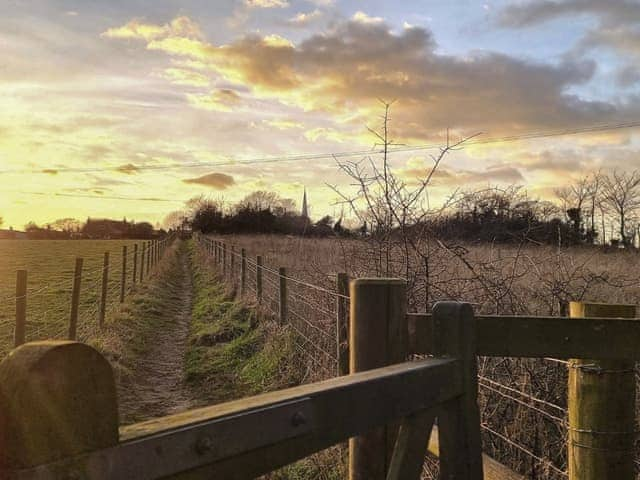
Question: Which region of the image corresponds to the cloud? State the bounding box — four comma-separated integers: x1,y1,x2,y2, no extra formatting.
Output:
288,9,323,26
186,89,242,112
352,11,384,25
264,119,304,130
496,1,640,28
104,14,628,142
116,163,140,175
42,169,58,175
616,65,640,87
183,172,236,189
401,161,525,186
496,1,640,59
102,16,203,41
245,0,289,8
162,67,210,87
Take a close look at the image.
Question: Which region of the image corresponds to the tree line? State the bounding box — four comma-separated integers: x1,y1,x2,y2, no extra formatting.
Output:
180,170,640,248
13,218,161,240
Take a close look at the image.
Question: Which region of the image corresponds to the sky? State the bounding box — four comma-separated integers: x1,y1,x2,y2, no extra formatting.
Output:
1,0,640,228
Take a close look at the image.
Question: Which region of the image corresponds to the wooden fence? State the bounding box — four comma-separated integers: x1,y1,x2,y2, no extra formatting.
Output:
1,234,639,479
194,234,640,480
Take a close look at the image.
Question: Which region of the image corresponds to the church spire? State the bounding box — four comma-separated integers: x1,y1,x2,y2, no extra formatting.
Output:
301,187,309,218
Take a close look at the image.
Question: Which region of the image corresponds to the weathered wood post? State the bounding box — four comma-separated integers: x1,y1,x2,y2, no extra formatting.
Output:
14,270,27,347
278,267,287,325
120,245,127,303
231,245,236,280
336,272,349,376
568,302,636,480
349,278,407,480
140,242,146,283
215,241,219,263
0,342,119,474
241,248,247,295
223,243,227,277
132,243,138,284
146,241,151,274
432,301,483,479
256,256,263,305
98,252,109,328
68,257,83,341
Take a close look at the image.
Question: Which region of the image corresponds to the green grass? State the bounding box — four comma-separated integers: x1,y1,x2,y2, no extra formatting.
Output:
185,241,345,478
185,241,304,403
0,239,157,357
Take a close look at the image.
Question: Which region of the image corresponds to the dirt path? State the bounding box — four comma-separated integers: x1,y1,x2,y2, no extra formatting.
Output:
118,243,195,423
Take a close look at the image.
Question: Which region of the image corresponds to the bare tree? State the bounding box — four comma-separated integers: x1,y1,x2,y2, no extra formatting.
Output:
600,170,640,247
329,101,480,308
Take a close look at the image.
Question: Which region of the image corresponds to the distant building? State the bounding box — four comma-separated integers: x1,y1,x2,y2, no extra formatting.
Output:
0,227,26,239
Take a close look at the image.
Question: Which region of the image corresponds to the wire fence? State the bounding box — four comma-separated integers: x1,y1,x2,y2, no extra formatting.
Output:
196,234,589,478
0,235,176,357
196,234,348,382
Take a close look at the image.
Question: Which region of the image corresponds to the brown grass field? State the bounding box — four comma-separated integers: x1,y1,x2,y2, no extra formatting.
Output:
210,233,640,479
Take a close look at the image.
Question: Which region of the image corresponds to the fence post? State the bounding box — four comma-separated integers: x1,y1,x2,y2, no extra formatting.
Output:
241,248,247,295
120,245,127,303
146,241,151,274
68,257,83,341
223,243,227,277
140,242,145,283
568,302,636,480
278,267,287,325
349,278,407,480
14,270,27,347
336,272,349,376
0,342,119,473
132,243,138,284
98,252,109,328
231,245,236,280
256,256,263,305
432,301,483,479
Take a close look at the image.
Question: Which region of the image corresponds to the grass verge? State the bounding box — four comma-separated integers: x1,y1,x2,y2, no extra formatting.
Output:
186,240,344,479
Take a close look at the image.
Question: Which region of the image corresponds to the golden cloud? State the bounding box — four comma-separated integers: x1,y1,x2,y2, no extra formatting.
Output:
186,89,242,112
102,16,203,41
163,67,210,87
116,163,140,175
183,172,236,189
104,14,629,143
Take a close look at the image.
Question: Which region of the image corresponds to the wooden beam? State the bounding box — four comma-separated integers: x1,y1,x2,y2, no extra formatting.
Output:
428,426,525,480
386,409,437,480
9,359,461,480
408,313,640,360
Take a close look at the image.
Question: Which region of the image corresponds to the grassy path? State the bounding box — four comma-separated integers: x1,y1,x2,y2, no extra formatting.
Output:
96,238,342,477
107,240,196,424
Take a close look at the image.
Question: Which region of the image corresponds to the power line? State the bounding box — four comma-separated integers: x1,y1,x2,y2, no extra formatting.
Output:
7,190,183,203
2,120,639,176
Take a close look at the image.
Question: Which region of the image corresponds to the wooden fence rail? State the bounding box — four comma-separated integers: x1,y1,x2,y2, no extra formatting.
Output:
0,342,468,480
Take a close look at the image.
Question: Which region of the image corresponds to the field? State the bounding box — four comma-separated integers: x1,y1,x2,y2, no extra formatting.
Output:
0,239,146,357
218,234,640,314
5,234,640,478
208,233,640,478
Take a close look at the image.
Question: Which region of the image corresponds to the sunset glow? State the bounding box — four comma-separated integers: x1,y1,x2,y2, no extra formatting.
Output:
1,0,639,227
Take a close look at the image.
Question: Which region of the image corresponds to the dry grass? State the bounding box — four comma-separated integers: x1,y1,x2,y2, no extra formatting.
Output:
212,234,640,479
